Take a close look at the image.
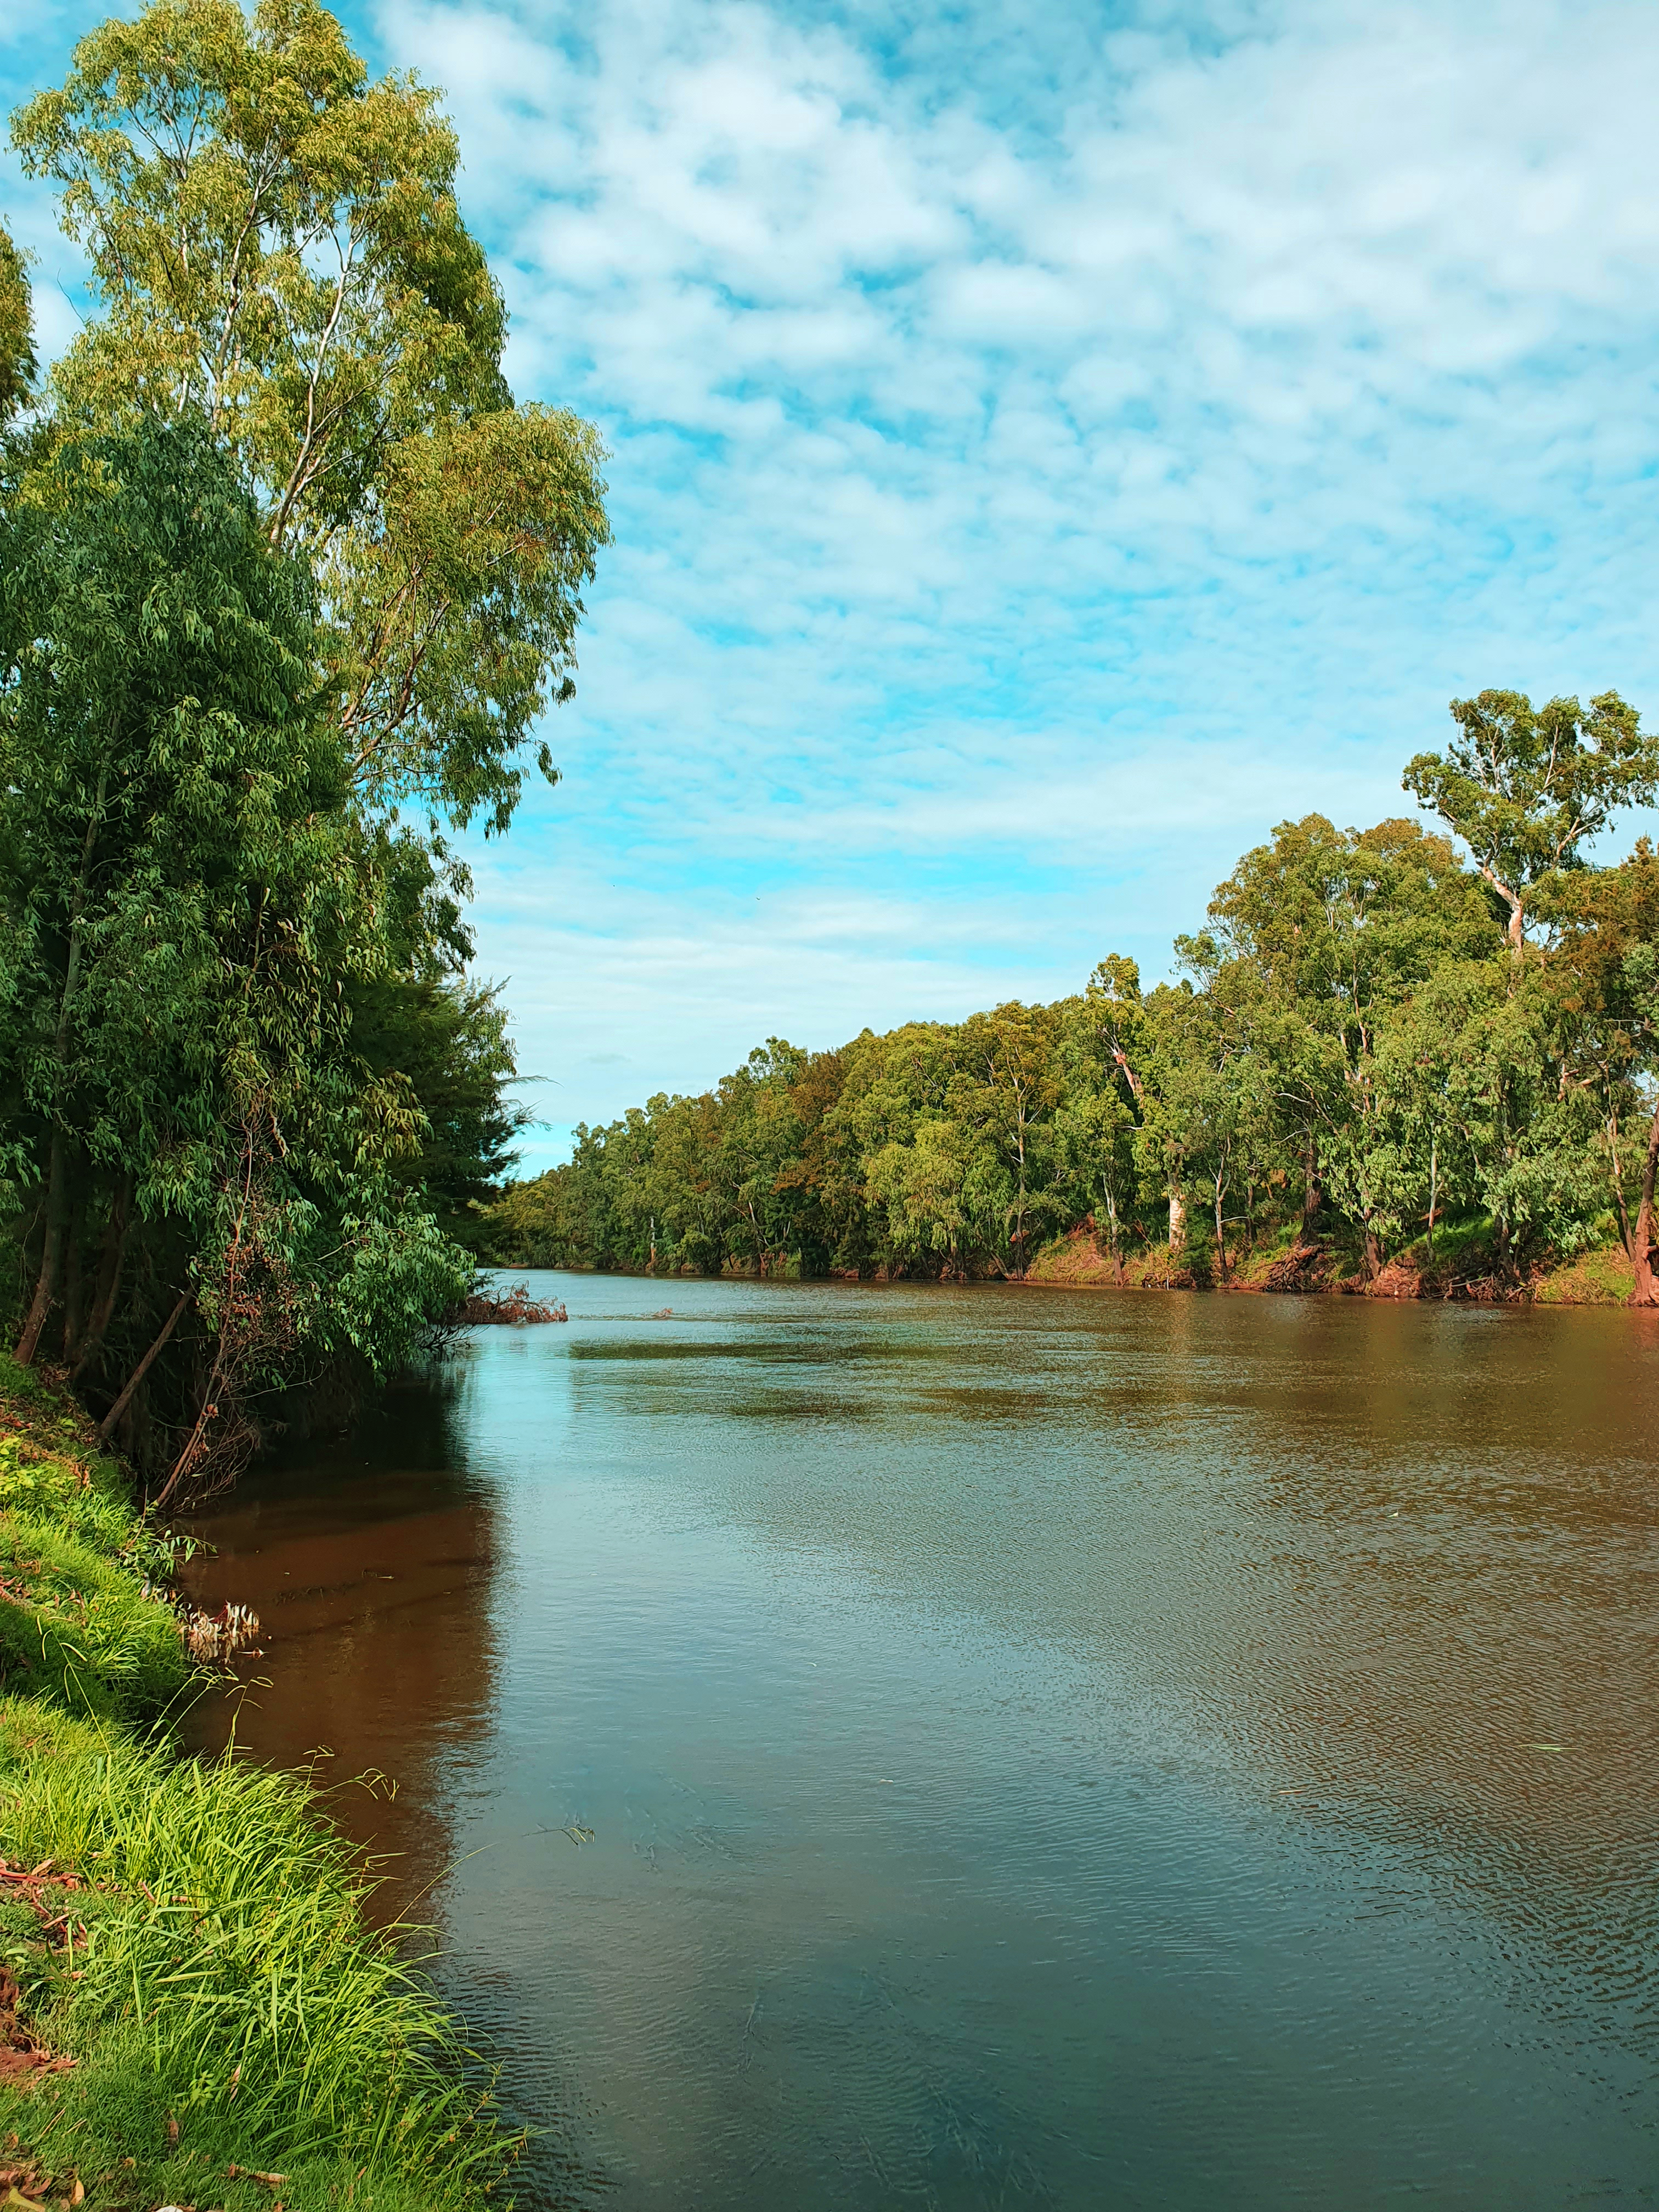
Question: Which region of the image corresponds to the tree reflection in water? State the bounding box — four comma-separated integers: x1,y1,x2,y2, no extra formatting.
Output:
179,1372,498,1924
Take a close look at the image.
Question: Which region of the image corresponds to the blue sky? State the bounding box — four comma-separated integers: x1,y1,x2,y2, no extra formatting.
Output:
7,0,1659,1172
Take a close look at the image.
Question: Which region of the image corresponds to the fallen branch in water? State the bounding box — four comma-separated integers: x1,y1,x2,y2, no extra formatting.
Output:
453,1281,567,1327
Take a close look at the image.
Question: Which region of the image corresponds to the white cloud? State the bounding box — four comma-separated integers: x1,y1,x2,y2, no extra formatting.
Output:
10,0,1659,1142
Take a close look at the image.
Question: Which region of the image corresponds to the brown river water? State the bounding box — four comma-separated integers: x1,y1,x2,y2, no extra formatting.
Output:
180,1277,1659,2210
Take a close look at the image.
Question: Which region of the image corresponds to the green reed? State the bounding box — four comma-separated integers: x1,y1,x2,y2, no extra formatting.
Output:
0,1699,514,2206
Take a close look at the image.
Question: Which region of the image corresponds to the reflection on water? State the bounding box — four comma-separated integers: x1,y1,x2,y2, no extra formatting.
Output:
180,1376,499,1917
182,1282,1659,2209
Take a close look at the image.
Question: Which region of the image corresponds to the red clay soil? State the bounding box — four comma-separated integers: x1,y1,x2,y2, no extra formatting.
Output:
0,1964,70,2079
0,1860,81,2080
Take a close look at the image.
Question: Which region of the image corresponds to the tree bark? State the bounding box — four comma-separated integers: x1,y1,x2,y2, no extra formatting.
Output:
16,782,106,1365
1477,862,1526,953
1629,1099,1659,1306
155,1122,264,1508
97,1289,190,1445
73,1173,134,1383
1103,1186,1124,1284
1301,1135,1321,1232
1363,1217,1383,1282
15,1131,69,1366
1214,1173,1228,1283
1168,1187,1186,1256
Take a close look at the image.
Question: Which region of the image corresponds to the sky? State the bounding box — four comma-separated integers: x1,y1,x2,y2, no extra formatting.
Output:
5,0,1659,1171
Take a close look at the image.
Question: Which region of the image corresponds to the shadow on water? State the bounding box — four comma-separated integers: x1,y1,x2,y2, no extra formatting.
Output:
177,1372,501,1923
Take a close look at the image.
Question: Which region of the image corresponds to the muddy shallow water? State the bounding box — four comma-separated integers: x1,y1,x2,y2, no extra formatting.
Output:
181,1278,1659,2209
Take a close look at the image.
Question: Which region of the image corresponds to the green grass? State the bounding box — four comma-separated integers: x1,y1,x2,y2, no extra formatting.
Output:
0,1361,516,2210
0,1512,190,1720
0,1362,190,1723
1028,1206,1637,1304
1383,1210,1500,1278
1532,1240,1634,1305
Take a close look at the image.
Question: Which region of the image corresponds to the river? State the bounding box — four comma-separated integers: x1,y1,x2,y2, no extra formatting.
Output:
180,1277,1659,2210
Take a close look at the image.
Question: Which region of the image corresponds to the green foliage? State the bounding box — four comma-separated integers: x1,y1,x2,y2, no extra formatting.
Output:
1,0,600,1487
0,1515,188,1718
0,413,469,1484
1404,689,1658,945
487,709,1659,1294
0,1711,507,2202
352,969,526,1248
12,0,610,836
0,219,35,423
0,1365,189,1718
0,1372,188,1726
0,1426,157,1567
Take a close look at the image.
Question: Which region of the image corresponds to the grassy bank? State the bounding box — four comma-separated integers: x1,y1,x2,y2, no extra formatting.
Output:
0,1353,510,2211
1023,1215,1638,1302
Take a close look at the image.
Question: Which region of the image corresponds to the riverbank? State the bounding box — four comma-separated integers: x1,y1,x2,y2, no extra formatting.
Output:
1022,1217,1639,1302
0,1353,511,2211
493,1222,1640,1304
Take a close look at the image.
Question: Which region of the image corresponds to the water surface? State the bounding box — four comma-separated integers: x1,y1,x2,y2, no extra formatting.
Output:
182,1279,1659,2209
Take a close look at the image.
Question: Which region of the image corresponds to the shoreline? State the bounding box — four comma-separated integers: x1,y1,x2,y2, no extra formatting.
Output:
485,1232,1641,1308
0,1353,510,2210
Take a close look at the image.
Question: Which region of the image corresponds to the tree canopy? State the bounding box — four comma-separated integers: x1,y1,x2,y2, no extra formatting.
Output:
487,707,1659,1305
1,1,608,1493
0,219,34,422
1403,690,1657,949
12,0,609,834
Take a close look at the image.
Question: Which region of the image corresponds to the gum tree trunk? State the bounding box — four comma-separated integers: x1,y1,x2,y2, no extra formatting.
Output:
1102,1184,1124,1284
1629,1101,1659,1306
1213,1170,1228,1284
98,1289,191,1446
1363,1215,1384,1282
73,1173,134,1383
15,1134,69,1365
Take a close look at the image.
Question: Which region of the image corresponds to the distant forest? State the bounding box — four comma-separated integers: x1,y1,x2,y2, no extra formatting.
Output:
484,691,1659,1302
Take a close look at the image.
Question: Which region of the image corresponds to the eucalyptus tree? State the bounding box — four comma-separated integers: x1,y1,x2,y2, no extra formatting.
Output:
865,1118,978,1277
770,1045,859,1277
1074,956,1189,1249
0,414,469,1486
1380,960,1602,1275
13,0,609,839
0,219,35,421
1200,815,1492,1272
348,969,525,1244
1404,690,1656,951
952,1003,1063,1274
1164,936,1286,1277
476,713,1659,1294
2,0,609,1473
1052,994,1140,1279
710,1042,812,1275
1543,842,1659,1300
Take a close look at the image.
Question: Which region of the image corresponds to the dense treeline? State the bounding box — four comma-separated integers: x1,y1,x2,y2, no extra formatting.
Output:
0,0,606,1496
487,699,1659,1301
